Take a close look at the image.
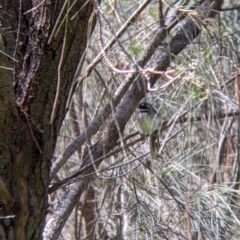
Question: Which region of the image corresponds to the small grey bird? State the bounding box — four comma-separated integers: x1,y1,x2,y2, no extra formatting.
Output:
136,102,161,159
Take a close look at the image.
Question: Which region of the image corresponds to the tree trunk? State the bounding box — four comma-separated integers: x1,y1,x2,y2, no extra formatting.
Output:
0,1,95,239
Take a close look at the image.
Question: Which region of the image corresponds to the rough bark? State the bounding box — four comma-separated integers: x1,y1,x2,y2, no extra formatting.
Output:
0,0,95,239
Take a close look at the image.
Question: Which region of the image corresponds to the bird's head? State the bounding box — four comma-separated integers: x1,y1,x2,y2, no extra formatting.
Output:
137,102,152,113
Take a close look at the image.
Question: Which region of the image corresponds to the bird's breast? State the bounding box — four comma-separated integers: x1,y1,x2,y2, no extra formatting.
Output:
137,115,160,135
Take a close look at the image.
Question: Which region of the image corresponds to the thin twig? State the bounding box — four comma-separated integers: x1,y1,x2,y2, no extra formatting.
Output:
158,0,165,28
50,2,69,124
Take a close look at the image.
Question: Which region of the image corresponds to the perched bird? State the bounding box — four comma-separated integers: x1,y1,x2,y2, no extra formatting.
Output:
136,102,161,159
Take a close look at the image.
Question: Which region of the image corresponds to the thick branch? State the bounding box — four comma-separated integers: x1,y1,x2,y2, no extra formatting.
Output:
44,0,223,238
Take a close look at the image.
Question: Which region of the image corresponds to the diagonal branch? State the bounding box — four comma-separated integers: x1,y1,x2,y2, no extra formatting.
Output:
50,12,181,180
44,0,224,238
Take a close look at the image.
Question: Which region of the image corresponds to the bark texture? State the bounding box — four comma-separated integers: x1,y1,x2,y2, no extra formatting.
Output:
0,1,95,239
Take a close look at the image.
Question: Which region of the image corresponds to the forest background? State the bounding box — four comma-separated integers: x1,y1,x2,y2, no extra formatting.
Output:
0,0,240,239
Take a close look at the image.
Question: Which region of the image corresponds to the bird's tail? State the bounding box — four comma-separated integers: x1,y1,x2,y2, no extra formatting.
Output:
150,133,159,159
